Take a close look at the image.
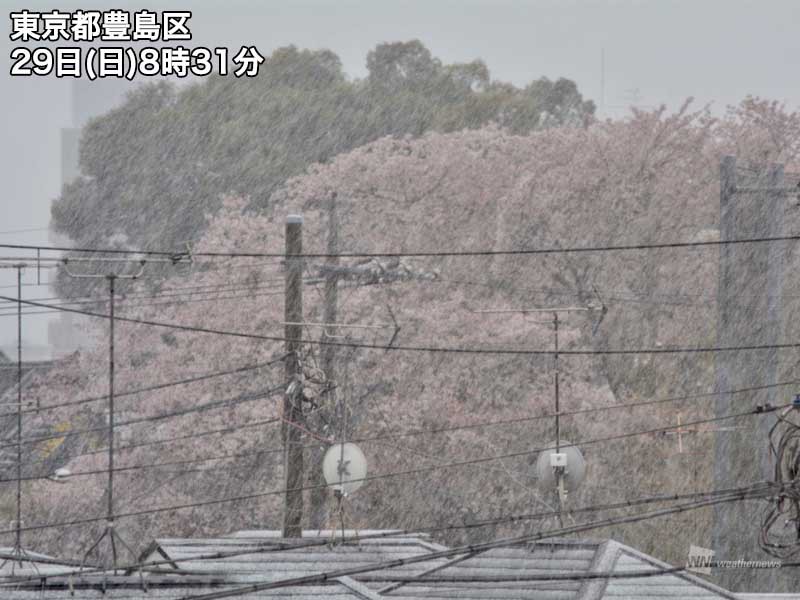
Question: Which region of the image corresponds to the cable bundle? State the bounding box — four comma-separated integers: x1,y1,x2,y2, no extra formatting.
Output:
761,403,800,557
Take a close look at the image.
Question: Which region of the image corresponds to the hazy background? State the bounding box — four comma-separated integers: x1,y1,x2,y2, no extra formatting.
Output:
2,0,799,355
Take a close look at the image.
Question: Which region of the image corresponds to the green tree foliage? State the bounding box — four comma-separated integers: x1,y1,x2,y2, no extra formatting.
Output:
51,41,594,294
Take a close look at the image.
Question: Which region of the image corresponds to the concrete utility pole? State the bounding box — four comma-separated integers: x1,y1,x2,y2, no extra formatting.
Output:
283,214,304,538
712,156,790,592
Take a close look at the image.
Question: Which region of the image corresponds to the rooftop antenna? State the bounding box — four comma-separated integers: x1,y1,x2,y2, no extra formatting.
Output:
471,293,604,525
63,260,146,572
661,411,745,455
600,48,605,118
321,339,367,542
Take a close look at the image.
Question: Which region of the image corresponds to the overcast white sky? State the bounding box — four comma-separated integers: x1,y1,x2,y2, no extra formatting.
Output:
1,0,799,352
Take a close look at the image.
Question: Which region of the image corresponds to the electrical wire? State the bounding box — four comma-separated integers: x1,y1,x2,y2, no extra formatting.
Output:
0,281,286,308
165,483,788,600
4,371,790,475
6,416,286,472
7,294,800,357
0,356,287,419
0,403,785,538
0,480,779,582
436,276,800,308
0,276,329,311
4,232,800,259
0,480,784,591
346,377,798,444
0,447,282,483
0,292,285,319
0,386,284,451
761,406,800,557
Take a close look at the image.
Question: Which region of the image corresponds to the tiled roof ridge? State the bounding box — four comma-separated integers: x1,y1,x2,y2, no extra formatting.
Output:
576,539,619,600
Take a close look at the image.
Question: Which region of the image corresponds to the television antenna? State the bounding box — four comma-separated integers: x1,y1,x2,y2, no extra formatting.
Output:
471,288,604,524
62,260,148,571
661,411,746,454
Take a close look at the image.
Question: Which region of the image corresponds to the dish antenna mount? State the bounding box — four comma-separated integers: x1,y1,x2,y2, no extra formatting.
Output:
535,440,587,505
323,442,367,497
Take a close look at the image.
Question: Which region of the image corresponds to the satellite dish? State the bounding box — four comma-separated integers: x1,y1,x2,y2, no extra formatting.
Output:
48,467,72,484
535,441,586,492
323,443,367,496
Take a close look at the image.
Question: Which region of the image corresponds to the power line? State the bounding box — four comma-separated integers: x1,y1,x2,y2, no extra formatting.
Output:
1,384,780,481
0,357,788,476
346,377,797,444
0,480,780,584
0,403,784,537
0,356,287,419
166,484,784,600
4,232,800,259
0,277,335,319
0,227,50,236
0,386,284,451
0,481,781,592
8,416,285,472
1,482,788,581
2,343,791,473
0,291,286,319
6,374,787,478
0,274,333,310
0,446,282,483
0,280,288,308
7,294,800,357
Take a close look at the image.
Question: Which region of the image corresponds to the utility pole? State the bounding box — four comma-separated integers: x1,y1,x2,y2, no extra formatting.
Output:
283,214,304,538
309,194,339,529
712,156,795,591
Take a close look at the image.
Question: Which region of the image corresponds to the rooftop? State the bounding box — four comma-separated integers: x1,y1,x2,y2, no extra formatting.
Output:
0,531,785,600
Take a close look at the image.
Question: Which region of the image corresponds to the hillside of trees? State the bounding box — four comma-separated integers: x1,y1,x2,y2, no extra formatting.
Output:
6,96,800,594
51,40,594,297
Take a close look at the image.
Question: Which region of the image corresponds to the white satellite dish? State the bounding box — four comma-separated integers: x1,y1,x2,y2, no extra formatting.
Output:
48,467,72,484
535,441,586,493
323,443,367,496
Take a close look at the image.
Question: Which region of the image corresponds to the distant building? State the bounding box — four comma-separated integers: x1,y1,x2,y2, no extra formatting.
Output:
48,80,134,359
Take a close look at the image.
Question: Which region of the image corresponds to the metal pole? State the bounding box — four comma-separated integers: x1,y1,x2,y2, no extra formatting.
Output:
322,193,339,400
553,311,565,527
65,264,145,570
283,215,304,538
15,266,22,551
310,194,340,529
554,312,560,453
107,275,115,527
